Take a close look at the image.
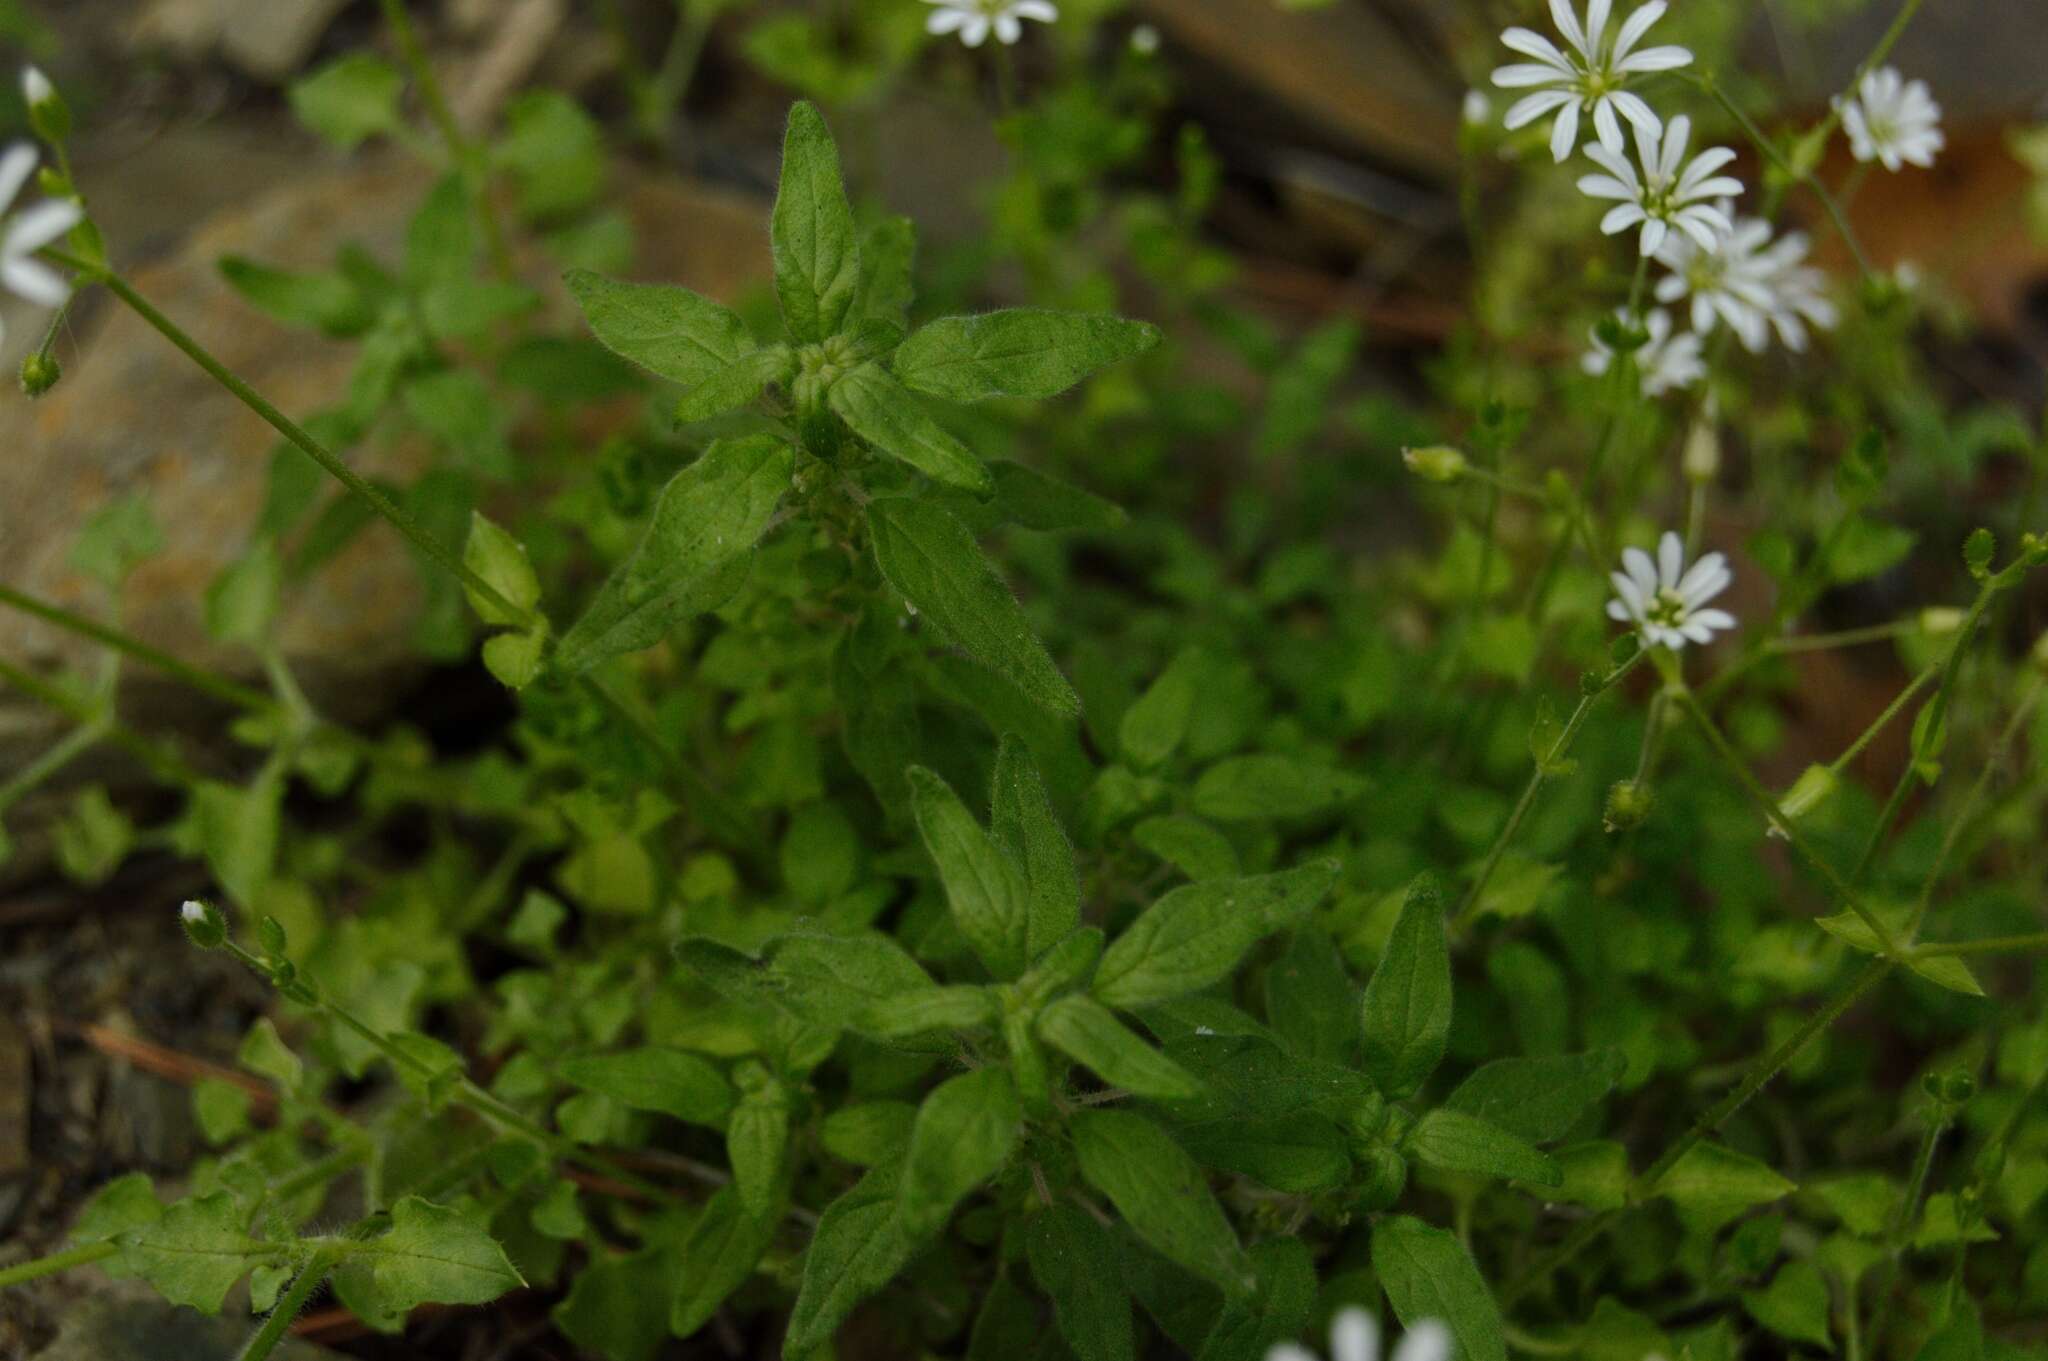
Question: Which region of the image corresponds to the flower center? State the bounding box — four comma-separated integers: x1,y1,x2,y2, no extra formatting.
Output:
1646,587,1689,628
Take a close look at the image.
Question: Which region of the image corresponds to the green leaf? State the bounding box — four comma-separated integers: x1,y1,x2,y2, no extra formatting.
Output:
288,53,403,149
900,1066,1023,1237
204,538,281,645
771,101,860,342
1190,754,1366,821
1038,994,1204,1100
218,256,373,336
1071,1109,1250,1293
1742,1260,1835,1351
1093,861,1339,1010
463,512,541,627
1360,874,1452,1100
349,1196,523,1317
492,91,606,220
990,735,1082,959
566,269,777,421
729,1096,792,1221
908,764,1031,979
1120,650,1199,770
1552,1141,1632,1210
194,770,283,908
866,497,1077,715
852,214,916,329
892,308,1160,402
1175,1114,1351,1194
829,362,992,492
986,461,1126,533
1195,1237,1315,1361
560,1048,736,1126
821,1101,917,1166
858,984,999,1039
1026,1204,1135,1361
1131,815,1240,882
68,492,163,587
784,1166,919,1356
1264,930,1355,1064
554,434,792,675
552,1231,679,1361
769,929,940,1032
670,1186,776,1338
72,1173,164,1246
1371,1215,1506,1361
114,1192,274,1314
1652,1142,1797,1227
1403,1108,1561,1186
1443,1049,1626,1144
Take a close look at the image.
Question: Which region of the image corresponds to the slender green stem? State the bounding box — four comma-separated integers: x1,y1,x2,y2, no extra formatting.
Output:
1905,677,2043,937
1909,933,2048,959
46,258,531,628
1503,956,1891,1306
1695,74,1873,278
237,1246,338,1361
1829,662,1938,775
0,715,109,811
0,656,195,786
0,583,273,711
1675,690,1903,956
0,1240,118,1289
375,0,512,275
1767,620,1914,653
1454,650,1645,927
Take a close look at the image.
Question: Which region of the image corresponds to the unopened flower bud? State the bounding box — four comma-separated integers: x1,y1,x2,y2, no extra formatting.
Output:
180,899,227,950
1603,779,1655,832
1402,445,1468,484
1462,90,1491,126
1681,413,1720,483
1918,606,1964,636
1767,763,1837,838
21,65,71,144
1128,24,1159,55
19,351,60,397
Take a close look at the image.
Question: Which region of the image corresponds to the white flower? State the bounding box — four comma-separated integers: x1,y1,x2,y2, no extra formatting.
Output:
1582,307,1704,396
1836,66,1943,172
180,900,207,924
0,143,84,343
923,0,1057,47
1653,208,1838,352
1129,24,1160,55
1491,0,1692,163
1463,89,1493,126
1578,114,1742,257
1267,1310,1452,1361
1606,531,1736,649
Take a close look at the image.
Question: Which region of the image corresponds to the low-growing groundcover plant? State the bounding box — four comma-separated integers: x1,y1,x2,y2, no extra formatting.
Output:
3,1,2048,1359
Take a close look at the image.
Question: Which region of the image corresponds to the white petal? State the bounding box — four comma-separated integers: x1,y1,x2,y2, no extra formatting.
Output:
1622,547,1658,596
1584,0,1612,56
1689,607,1736,631
1266,1348,1320,1361
1610,89,1660,134
1499,27,1574,71
1617,44,1691,74
3,198,83,255
960,13,990,44
1549,101,1581,163
1680,619,1717,644
1639,217,1668,256
993,12,1021,42
1684,176,1746,203
1013,0,1057,19
0,142,37,213
1392,1322,1454,1361
1610,571,1645,613
1607,598,1634,621
1677,551,1727,598
1578,173,1635,201
1494,64,1571,90
1610,0,1665,63
1592,98,1623,156
1,255,71,306
927,9,967,33
1659,114,1691,178
1331,1309,1380,1361
1677,145,1737,187
1549,0,1589,58
1505,90,1573,128
1657,531,1684,588
1601,202,1647,234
